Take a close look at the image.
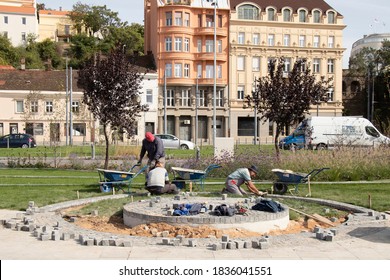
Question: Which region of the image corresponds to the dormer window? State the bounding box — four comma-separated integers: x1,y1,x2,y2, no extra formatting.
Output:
267,8,275,21
238,4,259,20
283,9,291,22
299,10,307,22
328,11,335,24
313,10,321,23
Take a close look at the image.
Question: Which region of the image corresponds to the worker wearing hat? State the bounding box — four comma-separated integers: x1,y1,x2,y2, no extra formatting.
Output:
138,132,165,172
222,165,267,196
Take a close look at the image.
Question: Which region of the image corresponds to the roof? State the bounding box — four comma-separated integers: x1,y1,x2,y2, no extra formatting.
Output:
39,9,70,17
229,0,339,14
0,69,82,92
0,5,35,16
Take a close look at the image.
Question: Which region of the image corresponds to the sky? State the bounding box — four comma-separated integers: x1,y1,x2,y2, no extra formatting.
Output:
41,0,390,68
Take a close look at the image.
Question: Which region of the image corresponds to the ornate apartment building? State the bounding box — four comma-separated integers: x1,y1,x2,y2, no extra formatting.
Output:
229,0,345,141
144,0,346,143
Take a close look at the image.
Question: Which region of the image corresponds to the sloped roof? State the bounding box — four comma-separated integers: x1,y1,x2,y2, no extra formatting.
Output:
229,0,340,14
0,5,35,15
0,69,82,92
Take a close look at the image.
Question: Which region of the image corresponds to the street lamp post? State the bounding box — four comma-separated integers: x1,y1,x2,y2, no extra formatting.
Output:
195,76,199,146
212,1,217,149
164,72,167,134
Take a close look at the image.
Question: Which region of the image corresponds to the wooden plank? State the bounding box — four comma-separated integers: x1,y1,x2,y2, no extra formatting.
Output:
312,213,335,227
289,207,335,227
384,211,390,215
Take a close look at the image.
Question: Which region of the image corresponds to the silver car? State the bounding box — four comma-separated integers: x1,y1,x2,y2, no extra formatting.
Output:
155,134,195,150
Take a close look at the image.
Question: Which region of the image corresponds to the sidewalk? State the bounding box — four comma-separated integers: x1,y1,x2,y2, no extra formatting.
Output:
1,209,390,260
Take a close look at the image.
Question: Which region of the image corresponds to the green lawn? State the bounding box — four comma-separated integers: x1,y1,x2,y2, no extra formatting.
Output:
1,168,389,214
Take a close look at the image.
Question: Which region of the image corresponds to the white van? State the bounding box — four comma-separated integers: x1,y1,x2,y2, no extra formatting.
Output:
279,116,390,150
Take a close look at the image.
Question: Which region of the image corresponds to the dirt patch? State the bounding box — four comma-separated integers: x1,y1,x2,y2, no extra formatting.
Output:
67,214,342,238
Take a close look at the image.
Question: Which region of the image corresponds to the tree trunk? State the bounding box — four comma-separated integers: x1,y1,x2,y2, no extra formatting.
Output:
274,125,281,160
103,124,110,169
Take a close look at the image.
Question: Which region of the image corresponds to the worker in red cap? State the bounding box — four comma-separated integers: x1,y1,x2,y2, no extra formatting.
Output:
138,132,165,172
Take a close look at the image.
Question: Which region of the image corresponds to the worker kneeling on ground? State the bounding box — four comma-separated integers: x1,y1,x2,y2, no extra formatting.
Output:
145,162,179,195
222,165,267,196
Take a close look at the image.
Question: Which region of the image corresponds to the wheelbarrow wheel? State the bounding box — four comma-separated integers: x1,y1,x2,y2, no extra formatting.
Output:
273,183,288,194
100,184,112,193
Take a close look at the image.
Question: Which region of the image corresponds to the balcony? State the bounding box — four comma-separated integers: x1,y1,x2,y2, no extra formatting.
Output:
194,27,228,37
196,52,227,62
165,0,191,5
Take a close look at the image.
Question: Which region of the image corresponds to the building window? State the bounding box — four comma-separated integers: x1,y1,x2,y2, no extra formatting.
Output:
184,38,190,52
165,63,172,77
175,37,182,51
328,11,335,24
217,65,222,78
218,40,222,53
26,123,43,135
45,101,53,113
313,58,320,73
268,34,275,46
206,40,214,52
166,12,172,26
283,34,290,46
252,33,260,45
327,87,334,101
146,89,153,104
268,121,274,136
252,57,260,71
4,16,8,24
72,123,86,136
197,39,202,52
197,64,202,78
184,12,190,26
299,10,306,22
327,59,334,73
184,63,190,77
237,56,245,71
21,32,26,42
237,86,245,100
283,9,291,22
174,63,182,77
72,101,79,113
238,4,259,20
175,12,182,26
267,8,275,21
22,17,26,25
30,101,38,113
167,89,175,106
313,35,320,47
198,90,206,107
165,37,172,51
328,36,334,48
299,35,306,47
238,32,245,44
181,89,190,106
3,31,8,38
206,65,214,78
206,15,213,27
216,90,223,107
313,10,321,23
218,15,222,28
16,100,24,113
284,58,291,73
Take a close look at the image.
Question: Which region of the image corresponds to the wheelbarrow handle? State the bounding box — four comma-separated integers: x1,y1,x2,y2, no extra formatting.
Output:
307,167,330,177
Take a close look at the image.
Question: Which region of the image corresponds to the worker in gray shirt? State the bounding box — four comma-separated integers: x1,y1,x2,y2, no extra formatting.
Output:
145,162,179,195
138,132,165,172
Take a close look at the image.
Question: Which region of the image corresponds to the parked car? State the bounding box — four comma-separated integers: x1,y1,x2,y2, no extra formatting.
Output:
0,133,37,148
155,134,196,150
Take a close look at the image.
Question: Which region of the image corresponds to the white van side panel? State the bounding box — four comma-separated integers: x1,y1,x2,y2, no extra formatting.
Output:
307,117,389,148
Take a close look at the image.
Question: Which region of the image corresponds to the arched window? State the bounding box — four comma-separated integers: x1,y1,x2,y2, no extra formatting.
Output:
238,4,259,20
313,10,321,23
299,10,306,22
267,8,275,21
283,9,291,22
327,11,335,24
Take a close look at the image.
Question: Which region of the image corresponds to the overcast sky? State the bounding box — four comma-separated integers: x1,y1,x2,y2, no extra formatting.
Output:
42,0,390,68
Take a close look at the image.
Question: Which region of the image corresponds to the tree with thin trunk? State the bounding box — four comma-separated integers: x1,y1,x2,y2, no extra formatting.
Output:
77,44,148,169
245,57,332,157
